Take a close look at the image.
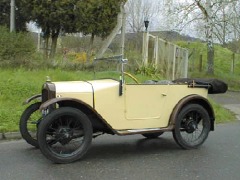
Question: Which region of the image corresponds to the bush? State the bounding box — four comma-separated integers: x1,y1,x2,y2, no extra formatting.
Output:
0,26,36,67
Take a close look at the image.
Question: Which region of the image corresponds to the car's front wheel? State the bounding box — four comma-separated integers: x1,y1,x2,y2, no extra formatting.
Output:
37,107,93,164
173,104,211,149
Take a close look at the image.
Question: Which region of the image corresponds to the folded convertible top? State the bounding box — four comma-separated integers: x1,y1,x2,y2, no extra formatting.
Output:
173,78,228,94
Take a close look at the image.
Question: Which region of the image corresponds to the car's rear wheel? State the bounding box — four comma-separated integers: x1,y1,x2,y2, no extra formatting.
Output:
142,132,164,138
19,102,41,148
173,104,211,149
37,107,93,164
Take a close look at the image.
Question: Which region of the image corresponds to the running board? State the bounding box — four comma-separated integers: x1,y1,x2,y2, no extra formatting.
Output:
115,126,173,135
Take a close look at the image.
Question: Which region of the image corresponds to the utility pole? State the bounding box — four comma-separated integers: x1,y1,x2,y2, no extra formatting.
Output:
10,0,16,32
96,3,124,58
120,7,126,58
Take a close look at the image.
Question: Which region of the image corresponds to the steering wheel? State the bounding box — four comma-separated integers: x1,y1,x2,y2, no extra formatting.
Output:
123,72,140,84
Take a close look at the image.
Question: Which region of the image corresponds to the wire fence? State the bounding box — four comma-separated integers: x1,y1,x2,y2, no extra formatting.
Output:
142,33,188,80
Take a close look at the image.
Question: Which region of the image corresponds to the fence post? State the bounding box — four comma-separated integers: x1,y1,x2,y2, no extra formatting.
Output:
231,53,235,74
172,45,176,80
183,49,188,78
154,37,159,65
199,53,203,72
142,32,149,65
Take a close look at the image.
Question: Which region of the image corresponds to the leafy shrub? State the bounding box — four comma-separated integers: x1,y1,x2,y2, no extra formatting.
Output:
0,26,36,67
136,63,162,80
67,51,88,63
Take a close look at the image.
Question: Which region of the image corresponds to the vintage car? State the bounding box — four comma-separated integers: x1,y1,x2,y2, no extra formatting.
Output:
20,55,227,164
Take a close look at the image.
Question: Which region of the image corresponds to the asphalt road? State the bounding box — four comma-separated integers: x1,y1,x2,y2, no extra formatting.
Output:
1,91,240,180
1,121,240,180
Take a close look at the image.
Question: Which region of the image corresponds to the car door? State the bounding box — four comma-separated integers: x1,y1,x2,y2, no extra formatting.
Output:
125,84,169,120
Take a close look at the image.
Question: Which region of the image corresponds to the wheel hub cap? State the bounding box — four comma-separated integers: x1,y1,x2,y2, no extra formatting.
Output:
56,127,73,145
185,121,198,133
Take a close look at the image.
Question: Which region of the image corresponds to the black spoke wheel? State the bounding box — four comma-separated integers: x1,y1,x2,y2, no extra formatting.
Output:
19,102,41,148
173,104,211,149
142,132,164,139
37,107,93,164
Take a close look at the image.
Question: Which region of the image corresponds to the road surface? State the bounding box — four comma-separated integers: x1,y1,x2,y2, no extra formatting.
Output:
0,121,240,180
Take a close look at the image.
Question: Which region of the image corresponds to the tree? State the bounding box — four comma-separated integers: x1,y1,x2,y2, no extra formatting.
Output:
22,0,79,58
225,1,240,53
0,0,30,31
165,0,239,75
75,0,126,59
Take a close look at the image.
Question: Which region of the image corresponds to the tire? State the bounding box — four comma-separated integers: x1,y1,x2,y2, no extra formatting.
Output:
173,104,211,149
142,132,164,138
37,107,93,164
19,102,41,148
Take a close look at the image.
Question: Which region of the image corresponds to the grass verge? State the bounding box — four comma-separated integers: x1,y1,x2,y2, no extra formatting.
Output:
208,99,236,123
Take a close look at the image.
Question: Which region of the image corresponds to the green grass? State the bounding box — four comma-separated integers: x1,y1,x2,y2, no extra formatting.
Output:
177,41,240,74
208,99,236,123
0,68,236,133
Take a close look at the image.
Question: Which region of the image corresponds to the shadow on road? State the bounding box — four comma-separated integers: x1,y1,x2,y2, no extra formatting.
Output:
85,135,185,161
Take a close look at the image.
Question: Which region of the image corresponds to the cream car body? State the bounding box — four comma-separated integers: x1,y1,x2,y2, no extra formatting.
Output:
44,79,210,134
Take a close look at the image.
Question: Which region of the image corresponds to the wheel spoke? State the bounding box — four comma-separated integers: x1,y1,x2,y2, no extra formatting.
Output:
47,137,59,146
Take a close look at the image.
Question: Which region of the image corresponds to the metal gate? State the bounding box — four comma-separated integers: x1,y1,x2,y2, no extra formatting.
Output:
142,32,188,80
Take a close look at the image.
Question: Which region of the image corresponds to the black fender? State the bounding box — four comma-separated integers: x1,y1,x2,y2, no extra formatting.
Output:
39,97,93,111
23,94,41,105
39,97,115,134
169,94,215,131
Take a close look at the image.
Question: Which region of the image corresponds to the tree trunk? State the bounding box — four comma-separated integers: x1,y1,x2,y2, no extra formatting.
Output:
42,27,50,59
44,36,49,58
207,41,214,74
50,29,60,59
206,0,214,75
